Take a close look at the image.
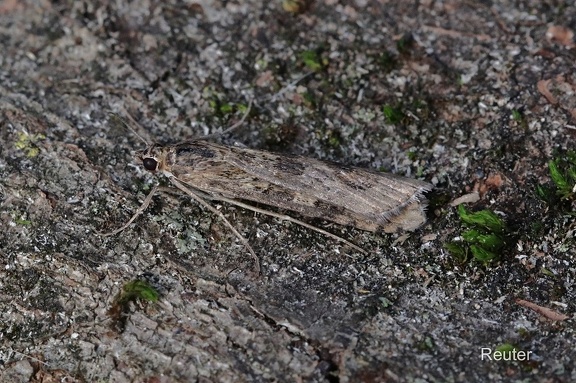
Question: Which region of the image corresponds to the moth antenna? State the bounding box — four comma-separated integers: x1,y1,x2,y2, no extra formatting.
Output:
220,98,253,135
264,71,313,102
109,109,152,147
201,98,253,139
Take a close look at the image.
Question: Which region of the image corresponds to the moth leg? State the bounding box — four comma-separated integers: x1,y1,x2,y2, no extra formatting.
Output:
169,178,261,274
99,184,159,237
213,196,367,255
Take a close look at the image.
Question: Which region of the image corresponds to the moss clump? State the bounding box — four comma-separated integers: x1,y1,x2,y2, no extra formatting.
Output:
445,205,507,264
109,279,160,331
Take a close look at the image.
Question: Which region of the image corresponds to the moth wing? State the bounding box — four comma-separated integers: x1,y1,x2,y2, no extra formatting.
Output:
222,147,431,232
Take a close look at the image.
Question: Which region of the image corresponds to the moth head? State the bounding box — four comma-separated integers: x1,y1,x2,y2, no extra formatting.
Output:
137,144,165,172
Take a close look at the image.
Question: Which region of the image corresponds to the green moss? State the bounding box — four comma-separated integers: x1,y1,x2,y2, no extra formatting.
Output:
469,244,498,262
236,103,249,114
495,343,518,354
444,205,507,264
537,151,576,212
511,109,529,130
15,132,45,157
379,297,393,308
326,130,342,148
382,104,405,124
15,217,32,225
540,267,555,277
209,98,232,116
377,51,398,72
407,151,418,161
120,280,159,303
300,49,326,71
457,205,505,233
548,151,576,199
109,279,160,331
396,33,415,54
535,184,554,202
415,335,435,352
11,211,32,226
444,242,468,263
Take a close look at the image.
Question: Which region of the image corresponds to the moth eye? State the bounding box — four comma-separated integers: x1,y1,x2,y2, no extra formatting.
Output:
143,157,158,171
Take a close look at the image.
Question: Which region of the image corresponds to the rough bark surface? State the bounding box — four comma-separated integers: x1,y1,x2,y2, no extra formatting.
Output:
1,1,575,382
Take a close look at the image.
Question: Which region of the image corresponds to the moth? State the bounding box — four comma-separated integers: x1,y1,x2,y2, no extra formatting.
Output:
104,112,432,272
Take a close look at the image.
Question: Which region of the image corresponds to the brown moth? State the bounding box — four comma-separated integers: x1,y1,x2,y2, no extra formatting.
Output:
103,111,432,273
139,141,432,234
